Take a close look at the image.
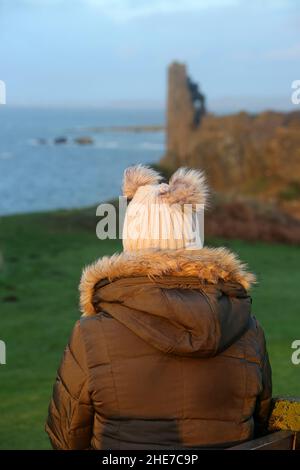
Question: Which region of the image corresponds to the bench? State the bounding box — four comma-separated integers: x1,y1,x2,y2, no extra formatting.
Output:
229,397,300,450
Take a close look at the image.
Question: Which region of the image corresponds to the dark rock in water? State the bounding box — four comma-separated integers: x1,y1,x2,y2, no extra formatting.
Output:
37,138,47,145
74,136,94,145
54,136,68,144
87,125,164,133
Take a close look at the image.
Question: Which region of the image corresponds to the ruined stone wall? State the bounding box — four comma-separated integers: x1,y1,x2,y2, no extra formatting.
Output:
162,62,300,213
166,62,206,165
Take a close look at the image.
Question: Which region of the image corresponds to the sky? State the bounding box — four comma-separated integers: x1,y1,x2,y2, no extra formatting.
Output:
0,0,299,112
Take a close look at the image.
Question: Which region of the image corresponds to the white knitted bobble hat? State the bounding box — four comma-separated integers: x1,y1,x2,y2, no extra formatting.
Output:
122,164,208,251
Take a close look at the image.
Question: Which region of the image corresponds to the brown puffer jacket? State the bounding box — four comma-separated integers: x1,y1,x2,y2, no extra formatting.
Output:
46,248,272,450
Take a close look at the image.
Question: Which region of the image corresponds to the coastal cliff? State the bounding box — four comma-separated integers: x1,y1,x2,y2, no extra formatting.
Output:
161,62,300,219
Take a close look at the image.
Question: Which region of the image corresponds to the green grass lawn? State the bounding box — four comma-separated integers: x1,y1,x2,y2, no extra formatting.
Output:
0,207,299,449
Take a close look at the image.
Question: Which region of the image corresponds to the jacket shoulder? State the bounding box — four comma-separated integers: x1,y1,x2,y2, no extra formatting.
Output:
78,314,111,369
251,316,267,346
245,315,269,364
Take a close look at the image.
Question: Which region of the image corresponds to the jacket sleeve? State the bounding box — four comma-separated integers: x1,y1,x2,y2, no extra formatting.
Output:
253,323,272,436
45,320,94,450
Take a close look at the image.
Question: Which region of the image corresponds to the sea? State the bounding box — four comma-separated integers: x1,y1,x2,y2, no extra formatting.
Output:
0,107,165,215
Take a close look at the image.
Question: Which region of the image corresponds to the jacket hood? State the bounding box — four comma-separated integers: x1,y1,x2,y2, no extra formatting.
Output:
79,248,255,357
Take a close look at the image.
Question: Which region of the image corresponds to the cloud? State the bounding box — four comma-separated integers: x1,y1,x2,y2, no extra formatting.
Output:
84,0,239,21
16,0,238,21
3,0,240,21
4,0,298,22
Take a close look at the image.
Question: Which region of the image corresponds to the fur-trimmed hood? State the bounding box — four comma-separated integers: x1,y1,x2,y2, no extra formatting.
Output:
79,247,255,316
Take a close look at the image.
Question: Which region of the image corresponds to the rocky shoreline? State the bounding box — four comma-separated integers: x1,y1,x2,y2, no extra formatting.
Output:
34,125,165,146
84,125,165,133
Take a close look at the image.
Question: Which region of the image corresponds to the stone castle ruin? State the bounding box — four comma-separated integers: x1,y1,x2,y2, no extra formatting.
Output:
166,62,206,161
162,62,300,220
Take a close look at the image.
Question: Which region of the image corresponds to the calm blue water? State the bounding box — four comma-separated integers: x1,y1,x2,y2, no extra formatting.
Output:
0,107,165,215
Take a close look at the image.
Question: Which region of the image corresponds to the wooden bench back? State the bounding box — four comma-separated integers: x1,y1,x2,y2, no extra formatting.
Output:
229,397,300,450
229,430,298,450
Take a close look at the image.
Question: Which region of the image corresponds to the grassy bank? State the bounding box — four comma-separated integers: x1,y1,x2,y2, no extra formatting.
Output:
0,207,299,449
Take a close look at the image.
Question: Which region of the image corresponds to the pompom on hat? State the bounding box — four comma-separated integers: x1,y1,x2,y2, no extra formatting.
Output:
122,165,209,252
